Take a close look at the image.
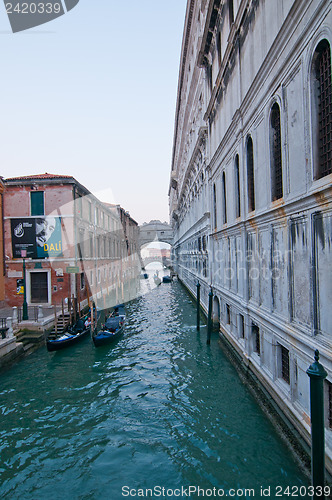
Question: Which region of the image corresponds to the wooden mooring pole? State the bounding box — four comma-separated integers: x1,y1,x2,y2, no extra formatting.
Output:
196,281,201,331
207,288,213,345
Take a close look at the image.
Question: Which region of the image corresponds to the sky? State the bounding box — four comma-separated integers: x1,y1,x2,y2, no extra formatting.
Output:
0,0,187,225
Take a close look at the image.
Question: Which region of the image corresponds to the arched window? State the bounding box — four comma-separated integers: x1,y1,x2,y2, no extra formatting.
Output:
311,40,331,179
234,154,240,218
246,136,255,212
270,103,283,200
213,183,217,230
222,171,227,224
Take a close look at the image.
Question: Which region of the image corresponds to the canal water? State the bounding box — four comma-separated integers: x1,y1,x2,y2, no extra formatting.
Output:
0,279,309,499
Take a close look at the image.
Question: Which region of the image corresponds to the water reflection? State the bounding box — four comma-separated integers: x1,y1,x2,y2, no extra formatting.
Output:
0,281,309,499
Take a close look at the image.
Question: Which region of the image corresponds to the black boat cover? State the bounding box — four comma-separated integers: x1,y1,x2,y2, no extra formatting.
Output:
105,316,121,332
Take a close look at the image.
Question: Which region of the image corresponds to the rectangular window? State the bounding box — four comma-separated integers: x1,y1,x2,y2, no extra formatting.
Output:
80,272,85,290
31,191,44,216
77,196,82,217
252,324,260,355
89,233,94,257
279,344,290,384
328,381,332,429
239,314,244,339
226,304,230,325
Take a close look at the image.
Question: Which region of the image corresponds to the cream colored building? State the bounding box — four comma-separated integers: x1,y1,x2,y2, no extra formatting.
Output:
169,0,332,473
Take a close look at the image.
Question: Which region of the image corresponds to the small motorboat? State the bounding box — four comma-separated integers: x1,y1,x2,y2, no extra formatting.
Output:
46,318,90,352
153,272,161,286
92,305,125,347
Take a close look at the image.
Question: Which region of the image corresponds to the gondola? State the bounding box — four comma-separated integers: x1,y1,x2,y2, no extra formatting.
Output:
92,305,125,347
46,318,90,352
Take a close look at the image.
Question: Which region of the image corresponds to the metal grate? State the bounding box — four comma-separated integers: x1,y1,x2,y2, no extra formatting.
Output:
247,137,255,211
280,344,290,384
318,43,332,178
271,104,283,199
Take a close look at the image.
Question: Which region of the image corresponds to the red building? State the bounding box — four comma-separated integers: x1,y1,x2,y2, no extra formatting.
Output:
3,173,140,311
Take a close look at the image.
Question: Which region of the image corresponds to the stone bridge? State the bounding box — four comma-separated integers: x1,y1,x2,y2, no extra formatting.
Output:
139,220,173,248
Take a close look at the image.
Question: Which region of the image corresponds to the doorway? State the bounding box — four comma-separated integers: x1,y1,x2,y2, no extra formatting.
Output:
30,272,48,303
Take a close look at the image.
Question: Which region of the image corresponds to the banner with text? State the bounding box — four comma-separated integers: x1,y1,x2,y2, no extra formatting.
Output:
11,217,62,259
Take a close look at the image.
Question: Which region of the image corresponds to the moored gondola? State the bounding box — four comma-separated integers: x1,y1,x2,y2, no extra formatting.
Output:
92,305,125,347
46,318,90,352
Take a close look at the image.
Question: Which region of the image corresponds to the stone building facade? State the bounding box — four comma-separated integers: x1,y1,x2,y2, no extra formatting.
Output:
169,0,332,473
3,173,140,311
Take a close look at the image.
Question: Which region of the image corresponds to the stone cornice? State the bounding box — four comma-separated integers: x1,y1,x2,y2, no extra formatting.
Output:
170,0,195,175
197,0,224,67
204,0,253,121
178,126,208,202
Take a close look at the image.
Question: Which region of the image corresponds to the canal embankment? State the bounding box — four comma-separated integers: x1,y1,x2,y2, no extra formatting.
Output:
177,276,332,486
0,304,69,370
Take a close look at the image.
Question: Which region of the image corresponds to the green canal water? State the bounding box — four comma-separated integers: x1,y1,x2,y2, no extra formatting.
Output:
0,280,310,499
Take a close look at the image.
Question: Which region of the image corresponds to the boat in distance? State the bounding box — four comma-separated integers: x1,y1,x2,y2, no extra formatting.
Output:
46,318,90,352
92,305,126,347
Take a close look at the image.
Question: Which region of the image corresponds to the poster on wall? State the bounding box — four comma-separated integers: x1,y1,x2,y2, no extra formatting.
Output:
11,217,62,259
16,279,24,294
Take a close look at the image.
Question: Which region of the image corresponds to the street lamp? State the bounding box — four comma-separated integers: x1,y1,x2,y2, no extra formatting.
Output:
21,249,28,320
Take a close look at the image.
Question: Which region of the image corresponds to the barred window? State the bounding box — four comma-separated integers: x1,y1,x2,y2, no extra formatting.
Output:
312,40,332,179
217,31,222,67
222,171,227,224
270,103,283,200
252,324,260,355
226,304,230,324
247,136,255,212
235,154,241,218
328,381,332,429
279,344,290,384
239,313,244,339
229,0,234,26
213,183,217,230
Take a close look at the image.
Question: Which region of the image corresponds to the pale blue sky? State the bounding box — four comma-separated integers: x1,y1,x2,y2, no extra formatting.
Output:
0,1,187,224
